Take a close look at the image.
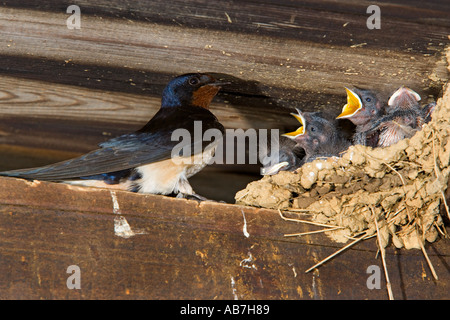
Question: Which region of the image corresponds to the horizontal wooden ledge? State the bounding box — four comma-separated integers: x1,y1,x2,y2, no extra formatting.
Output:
0,175,343,246
0,175,448,299
0,175,448,255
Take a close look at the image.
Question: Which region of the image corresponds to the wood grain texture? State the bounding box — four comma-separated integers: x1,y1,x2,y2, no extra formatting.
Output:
0,3,447,155
0,6,446,101
3,0,449,52
0,75,294,130
0,176,448,299
0,2,448,300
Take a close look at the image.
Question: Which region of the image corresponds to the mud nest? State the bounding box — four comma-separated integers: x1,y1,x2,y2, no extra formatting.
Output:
236,81,450,250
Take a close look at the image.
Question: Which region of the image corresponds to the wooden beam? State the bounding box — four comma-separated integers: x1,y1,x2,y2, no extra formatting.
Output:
0,176,448,299
0,6,446,105
2,0,449,54
0,5,447,156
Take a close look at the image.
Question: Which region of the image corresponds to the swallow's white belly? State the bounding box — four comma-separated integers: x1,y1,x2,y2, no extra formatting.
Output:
65,141,219,196
136,141,218,194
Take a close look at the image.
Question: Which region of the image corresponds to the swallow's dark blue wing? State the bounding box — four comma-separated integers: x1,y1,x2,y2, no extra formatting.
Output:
0,132,173,181
0,106,224,181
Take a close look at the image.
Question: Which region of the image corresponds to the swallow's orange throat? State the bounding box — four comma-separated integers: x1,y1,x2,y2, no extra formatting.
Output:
192,85,220,109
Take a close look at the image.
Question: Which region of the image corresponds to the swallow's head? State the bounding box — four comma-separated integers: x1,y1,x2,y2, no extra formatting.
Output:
337,87,382,126
162,73,227,109
388,86,421,111
283,110,335,152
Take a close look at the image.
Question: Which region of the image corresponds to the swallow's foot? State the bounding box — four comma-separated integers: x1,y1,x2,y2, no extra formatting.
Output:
176,192,208,202
176,192,225,203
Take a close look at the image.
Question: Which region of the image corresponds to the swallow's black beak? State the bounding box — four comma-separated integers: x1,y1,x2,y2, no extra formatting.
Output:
209,80,232,87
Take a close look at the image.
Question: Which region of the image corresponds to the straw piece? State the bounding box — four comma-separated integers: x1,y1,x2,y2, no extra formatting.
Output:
278,209,341,228
304,232,369,273
284,226,343,237
416,228,439,281
373,212,394,300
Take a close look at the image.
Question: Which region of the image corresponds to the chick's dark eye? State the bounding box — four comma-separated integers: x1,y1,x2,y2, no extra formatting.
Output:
189,77,200,86
310,126,316,132
365,97,372,102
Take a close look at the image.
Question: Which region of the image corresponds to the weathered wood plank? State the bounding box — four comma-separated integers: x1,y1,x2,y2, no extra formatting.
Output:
0,176,448,299
0,6,446,107
2,0,449,53
0,74,295,132
0,4,446,158
0,5,446,157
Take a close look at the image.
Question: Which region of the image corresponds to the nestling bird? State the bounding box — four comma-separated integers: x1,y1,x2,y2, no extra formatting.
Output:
366,86,424,147
0,73,226,200
387,85,422,113
387,85,435,123
283,109,351,163
422,102,436,124
260,135,304,175
336,87,385,147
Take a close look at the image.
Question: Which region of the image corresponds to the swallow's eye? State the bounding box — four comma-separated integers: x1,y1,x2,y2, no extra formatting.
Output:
366,97,372,102
189,77,200,86
310,126,316,132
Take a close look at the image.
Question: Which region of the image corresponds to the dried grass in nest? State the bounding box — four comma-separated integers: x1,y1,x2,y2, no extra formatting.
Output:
236,83,450,254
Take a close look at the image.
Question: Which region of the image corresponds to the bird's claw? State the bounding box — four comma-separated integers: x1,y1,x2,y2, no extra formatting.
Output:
176,192,208,202
176,192,225,203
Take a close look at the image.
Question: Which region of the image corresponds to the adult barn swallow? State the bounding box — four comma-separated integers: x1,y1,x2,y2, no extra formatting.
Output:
366,86,424,147
283,109,351,163
336,87,385,147
260,135,304,175
0,73,226,200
